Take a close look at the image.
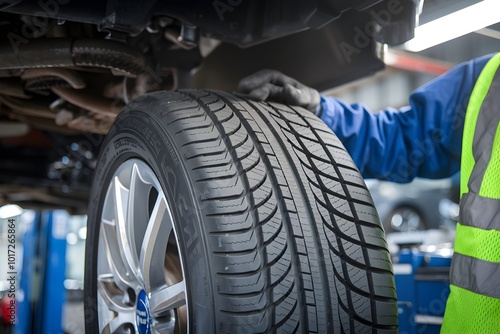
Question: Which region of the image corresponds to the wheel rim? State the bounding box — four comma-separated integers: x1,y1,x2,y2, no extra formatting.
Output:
97,159,188,334
390,208,422,232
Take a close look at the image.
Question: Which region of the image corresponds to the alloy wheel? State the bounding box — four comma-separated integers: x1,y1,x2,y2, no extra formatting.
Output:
96,159,188,333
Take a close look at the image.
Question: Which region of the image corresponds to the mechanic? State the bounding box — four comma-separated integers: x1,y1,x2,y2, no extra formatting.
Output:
239,52,500,333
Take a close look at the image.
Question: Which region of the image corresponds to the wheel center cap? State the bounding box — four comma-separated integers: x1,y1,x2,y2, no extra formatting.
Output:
136,290,152,334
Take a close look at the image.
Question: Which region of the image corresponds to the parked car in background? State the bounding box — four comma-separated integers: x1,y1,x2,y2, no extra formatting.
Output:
365,173,460,233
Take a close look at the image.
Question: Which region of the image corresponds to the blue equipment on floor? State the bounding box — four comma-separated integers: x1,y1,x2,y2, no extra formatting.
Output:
394,248,452,334
16,210,68,334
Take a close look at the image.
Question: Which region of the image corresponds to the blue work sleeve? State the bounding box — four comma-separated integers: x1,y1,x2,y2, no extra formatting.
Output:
319,54,493,183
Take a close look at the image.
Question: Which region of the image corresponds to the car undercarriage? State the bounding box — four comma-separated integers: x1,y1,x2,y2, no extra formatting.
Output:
0,0,419,212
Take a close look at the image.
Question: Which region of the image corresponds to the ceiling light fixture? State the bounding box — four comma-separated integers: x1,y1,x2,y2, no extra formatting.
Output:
404,0,500,52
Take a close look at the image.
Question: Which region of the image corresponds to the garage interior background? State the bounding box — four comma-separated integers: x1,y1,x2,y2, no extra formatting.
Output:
0,0,499,333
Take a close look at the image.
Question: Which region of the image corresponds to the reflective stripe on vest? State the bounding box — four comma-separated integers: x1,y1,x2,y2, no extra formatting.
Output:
441,53,500,334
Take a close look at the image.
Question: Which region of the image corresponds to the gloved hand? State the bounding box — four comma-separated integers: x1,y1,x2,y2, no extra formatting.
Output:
238,70,321,113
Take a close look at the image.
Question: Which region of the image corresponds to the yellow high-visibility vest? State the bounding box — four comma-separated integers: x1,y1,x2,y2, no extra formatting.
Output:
441,53,500,333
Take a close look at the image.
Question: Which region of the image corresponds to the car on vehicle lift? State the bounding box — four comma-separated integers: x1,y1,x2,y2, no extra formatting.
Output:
0,1,420,333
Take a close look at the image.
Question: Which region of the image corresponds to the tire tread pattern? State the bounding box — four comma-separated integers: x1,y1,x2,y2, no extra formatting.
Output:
126,90,398,333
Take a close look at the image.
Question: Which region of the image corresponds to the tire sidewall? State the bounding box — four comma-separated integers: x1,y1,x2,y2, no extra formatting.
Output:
84,109,215,333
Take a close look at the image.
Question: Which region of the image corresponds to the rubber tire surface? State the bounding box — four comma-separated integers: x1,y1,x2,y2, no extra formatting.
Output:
84,90,398,333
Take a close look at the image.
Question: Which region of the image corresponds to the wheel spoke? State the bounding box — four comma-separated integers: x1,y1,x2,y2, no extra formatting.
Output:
149,281,186,315
101,308,136,334
139,193,173,292
126,163,153,276
97,274,133,313
113,176,140,279
101,219,138,291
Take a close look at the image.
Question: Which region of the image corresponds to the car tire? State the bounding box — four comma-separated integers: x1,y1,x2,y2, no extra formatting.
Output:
84,90,398,333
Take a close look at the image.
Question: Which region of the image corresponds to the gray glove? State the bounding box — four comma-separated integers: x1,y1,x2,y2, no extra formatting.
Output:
238,70,321,113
